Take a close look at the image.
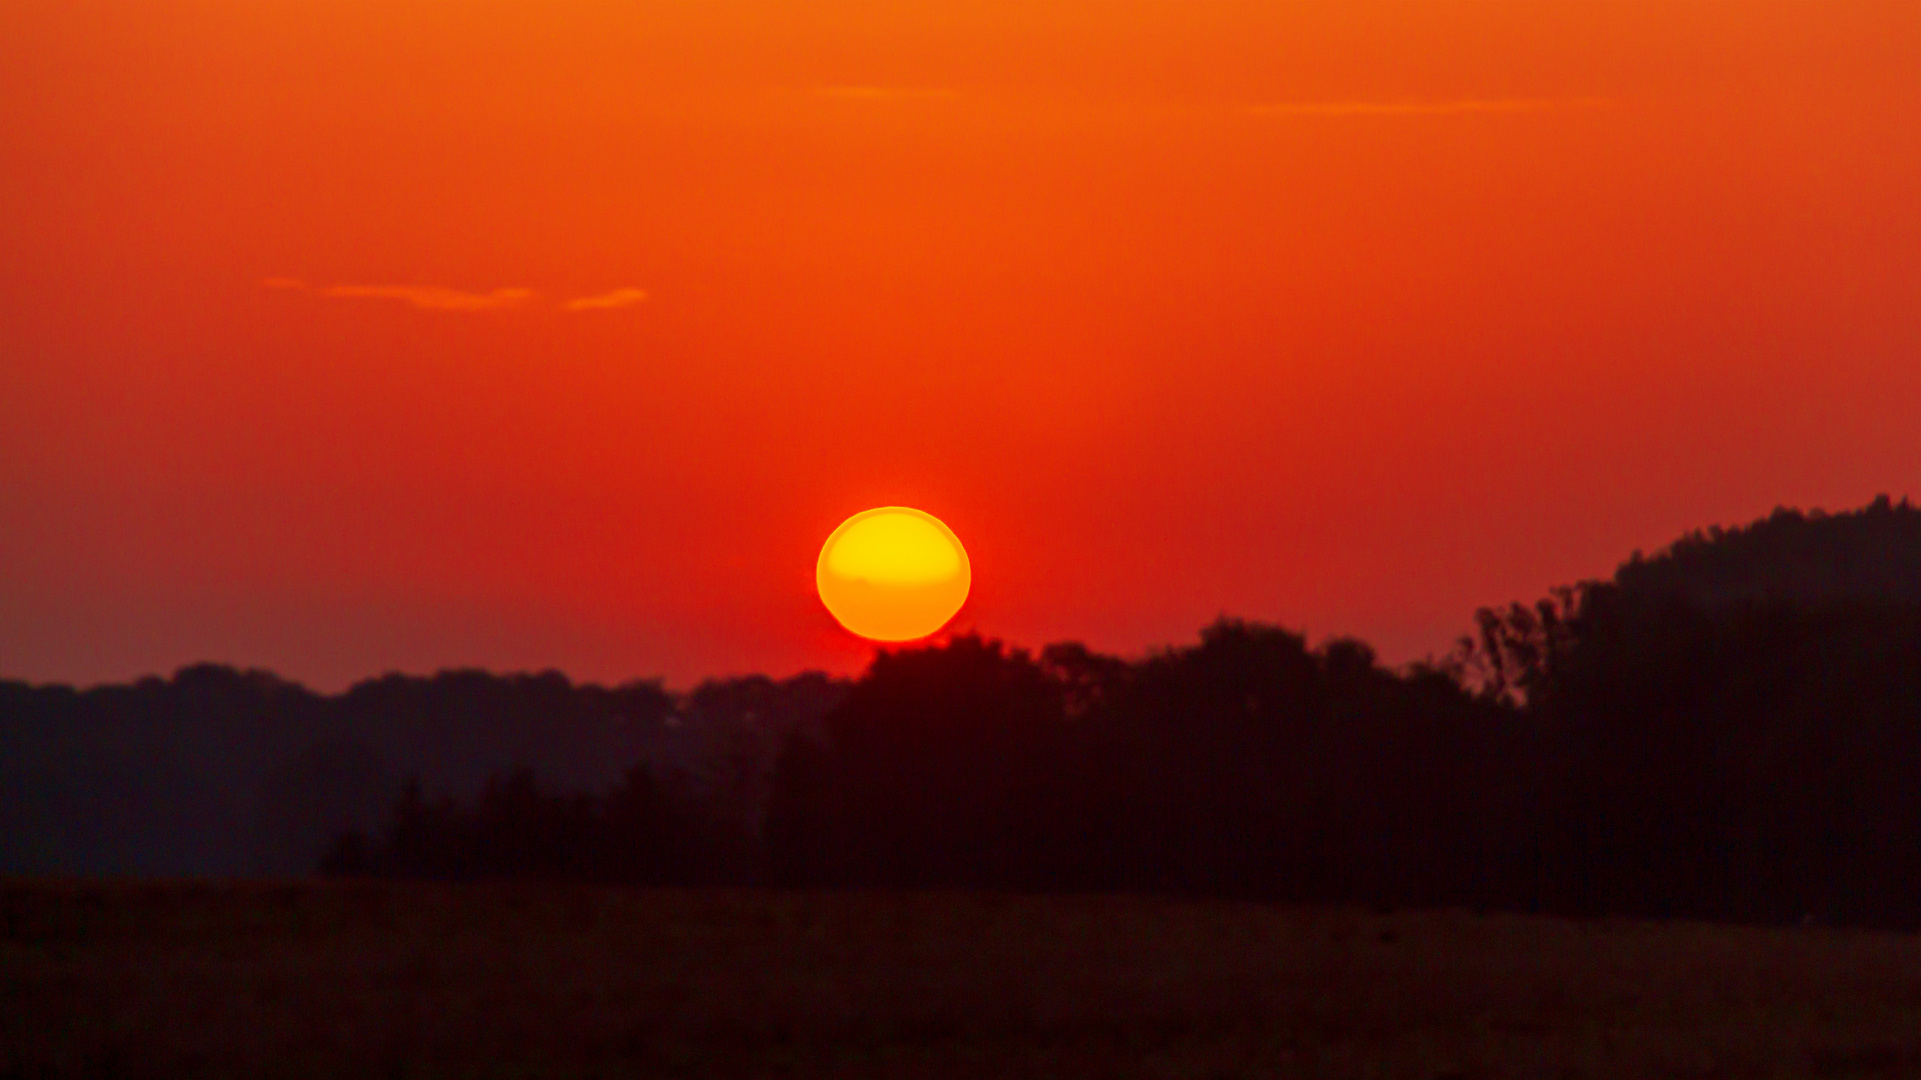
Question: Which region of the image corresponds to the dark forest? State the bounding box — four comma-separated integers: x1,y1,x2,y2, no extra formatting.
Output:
8,497,1921,929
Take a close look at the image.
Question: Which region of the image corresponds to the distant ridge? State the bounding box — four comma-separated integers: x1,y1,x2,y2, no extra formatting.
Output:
1615,495,1921,609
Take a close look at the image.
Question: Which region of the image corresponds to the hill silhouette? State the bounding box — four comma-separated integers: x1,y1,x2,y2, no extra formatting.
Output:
1451,495,1921,704
1616,495,1921,609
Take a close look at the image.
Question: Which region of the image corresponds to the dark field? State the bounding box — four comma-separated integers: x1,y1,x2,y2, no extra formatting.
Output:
5,883,1921,1079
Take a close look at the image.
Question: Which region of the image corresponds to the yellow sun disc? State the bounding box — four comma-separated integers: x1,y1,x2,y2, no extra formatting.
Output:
816,507,971,641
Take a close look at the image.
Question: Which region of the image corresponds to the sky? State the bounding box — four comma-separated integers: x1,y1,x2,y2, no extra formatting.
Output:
3,1,1919,690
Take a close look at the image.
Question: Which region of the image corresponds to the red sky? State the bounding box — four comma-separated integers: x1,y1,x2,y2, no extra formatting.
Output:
3,1,1919,689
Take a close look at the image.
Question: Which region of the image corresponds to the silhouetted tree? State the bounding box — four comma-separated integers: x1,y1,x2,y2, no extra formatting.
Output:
764,622,1537,907
323,765,755,884
767,636,1072,889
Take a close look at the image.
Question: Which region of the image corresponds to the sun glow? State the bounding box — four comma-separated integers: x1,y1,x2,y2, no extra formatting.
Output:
817,507,970,641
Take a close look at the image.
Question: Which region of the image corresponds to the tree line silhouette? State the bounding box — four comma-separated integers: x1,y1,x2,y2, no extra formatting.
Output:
6,498,1921,928
0,665,838,876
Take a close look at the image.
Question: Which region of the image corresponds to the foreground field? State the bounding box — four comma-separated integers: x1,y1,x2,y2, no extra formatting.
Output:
4,883,1921,1078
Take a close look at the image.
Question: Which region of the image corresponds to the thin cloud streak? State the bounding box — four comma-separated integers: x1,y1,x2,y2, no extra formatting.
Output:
565,287,648,311
262,279,652,313
259,278,535,310
1246,97,1610,117
319,284,534,311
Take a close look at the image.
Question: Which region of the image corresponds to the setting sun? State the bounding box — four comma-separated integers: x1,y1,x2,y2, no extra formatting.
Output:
817,507,970,642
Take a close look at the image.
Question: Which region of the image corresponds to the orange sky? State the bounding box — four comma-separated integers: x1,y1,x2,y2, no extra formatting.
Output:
4,1,1919,689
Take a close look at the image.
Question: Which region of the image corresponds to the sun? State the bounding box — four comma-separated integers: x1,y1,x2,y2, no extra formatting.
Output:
817,507,971,642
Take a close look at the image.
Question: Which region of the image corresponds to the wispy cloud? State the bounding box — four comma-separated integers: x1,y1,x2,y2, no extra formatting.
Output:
261,278,533,310
318,284,534,311
263,279,651,314
564,287,648,311
1246,97,1609,117
813,86,959,102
